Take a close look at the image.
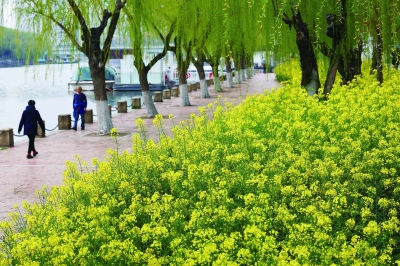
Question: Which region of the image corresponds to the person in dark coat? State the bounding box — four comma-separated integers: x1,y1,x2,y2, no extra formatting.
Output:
18,100,45,159
72,86,87,130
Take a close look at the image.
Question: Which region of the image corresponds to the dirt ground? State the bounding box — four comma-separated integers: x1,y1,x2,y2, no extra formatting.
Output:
0,73,280,221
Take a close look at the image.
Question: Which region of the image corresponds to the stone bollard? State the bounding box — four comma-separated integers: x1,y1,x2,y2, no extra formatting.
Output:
153,91,163,102
85,109,93,123
188,84,193,92
163,89,171,99
117,100,127,113
172,87,179,97
58,114,71,130
108,104,112,117
37,120,45,138
0,128,14,147
131,97,141,109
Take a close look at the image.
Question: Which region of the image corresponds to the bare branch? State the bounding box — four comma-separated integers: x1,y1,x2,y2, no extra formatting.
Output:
66,0,89,43
282,12,292,27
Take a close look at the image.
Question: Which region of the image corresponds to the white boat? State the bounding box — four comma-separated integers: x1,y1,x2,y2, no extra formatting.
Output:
68,65,120,91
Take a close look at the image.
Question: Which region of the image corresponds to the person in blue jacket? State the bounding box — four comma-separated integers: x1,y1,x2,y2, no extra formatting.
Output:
72,86,87,131
18,100,45,159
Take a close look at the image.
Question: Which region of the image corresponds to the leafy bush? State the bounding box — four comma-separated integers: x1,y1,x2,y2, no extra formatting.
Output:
1,70,400,265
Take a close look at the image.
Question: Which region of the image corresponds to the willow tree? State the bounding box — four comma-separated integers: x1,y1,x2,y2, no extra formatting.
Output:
265,0,400,95
170,0,199,106
219,1,234,88
319,0,400,91
202,0,227,92
192,51,211,98
238,1,262,81
174,34,193,106
269,1,322,95
224,1,244,85
123,1,176,117
357,0,400,83
223,0,260,86
191,6,211,98
11,0,126,134
319,0,364,94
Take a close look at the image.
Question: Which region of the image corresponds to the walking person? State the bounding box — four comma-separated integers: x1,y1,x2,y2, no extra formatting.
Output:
72,86,87,130
18,100,45,159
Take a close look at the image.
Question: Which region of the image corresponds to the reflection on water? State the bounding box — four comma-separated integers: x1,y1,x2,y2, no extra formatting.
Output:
0,64,145,141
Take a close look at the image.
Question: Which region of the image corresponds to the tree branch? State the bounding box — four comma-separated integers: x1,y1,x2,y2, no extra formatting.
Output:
66,0,89,45
282,12,292,29
103,0,127,51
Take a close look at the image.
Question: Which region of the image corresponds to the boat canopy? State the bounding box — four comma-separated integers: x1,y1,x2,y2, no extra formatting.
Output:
70,66,117,81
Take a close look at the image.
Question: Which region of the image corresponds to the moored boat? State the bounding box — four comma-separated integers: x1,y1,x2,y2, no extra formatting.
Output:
68,66,120,91
112,83,166,91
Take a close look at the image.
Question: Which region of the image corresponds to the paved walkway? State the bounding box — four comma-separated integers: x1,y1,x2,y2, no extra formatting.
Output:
0,73,280,220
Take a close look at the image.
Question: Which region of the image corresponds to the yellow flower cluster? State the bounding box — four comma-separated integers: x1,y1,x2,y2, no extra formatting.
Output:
1,64,400,264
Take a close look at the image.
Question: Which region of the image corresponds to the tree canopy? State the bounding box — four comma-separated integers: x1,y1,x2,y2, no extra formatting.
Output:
2,0,400,98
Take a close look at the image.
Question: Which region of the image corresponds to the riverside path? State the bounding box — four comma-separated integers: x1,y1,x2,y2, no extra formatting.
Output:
0,72,281,220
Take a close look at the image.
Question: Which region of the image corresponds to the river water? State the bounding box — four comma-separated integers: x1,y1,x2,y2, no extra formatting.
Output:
0,63,143,142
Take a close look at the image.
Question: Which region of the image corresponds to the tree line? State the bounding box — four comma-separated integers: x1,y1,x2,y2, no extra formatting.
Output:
0,26,43,61
3,0,400,134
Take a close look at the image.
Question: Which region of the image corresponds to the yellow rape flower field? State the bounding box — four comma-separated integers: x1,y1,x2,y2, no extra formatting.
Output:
2,62,400,265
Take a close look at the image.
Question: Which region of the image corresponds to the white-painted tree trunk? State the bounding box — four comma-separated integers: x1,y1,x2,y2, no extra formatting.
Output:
306,69,319,96
227,72,234,88
180,84,191,106
213,77,222,92
96,100,113,135
200,79,210,98
142,91,158,117
235,70,241,84
241,69,246,81
246,67,253,79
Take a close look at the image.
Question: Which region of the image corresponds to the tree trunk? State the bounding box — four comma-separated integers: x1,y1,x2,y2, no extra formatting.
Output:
233,57,241,84
227,73,234,88
323,53,340,95
179,71,191,106
295,22,320,94
193,55,210,98
213,76,221,92
225,57,234,88
246,67,253,79
376,28,383,84
211,65,222,92
200,79,208,98
338,42,363,84
370,45,378,74
179,84,191,106
235,69,241,84
89,59,113,134
241,69,246,81
283,9,321,95
95,101,113,135
142,91,157,117
241,56,246,81
139,67,158,117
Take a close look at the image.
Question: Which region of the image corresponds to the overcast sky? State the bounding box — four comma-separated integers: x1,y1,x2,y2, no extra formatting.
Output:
2,1,15,28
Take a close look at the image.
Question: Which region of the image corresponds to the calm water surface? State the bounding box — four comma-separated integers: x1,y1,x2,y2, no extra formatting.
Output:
0,64,143,142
